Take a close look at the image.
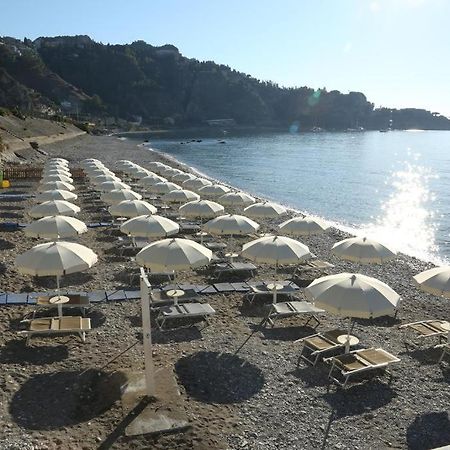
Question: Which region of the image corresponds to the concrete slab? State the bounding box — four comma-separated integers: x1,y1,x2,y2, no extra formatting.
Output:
120,368,190,437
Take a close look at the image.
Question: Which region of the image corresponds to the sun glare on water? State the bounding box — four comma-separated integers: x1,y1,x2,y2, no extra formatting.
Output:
363,161,440,262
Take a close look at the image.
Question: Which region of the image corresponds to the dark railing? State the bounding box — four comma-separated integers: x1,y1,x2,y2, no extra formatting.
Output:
2,167,86,180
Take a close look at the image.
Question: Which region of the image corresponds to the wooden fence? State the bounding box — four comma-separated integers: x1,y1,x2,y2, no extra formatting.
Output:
2,167,86,180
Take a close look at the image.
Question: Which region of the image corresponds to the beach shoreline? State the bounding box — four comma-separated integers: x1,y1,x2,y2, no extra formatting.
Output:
0,133,449,450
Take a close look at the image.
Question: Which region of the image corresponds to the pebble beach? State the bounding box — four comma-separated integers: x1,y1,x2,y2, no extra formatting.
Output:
0,134,449,449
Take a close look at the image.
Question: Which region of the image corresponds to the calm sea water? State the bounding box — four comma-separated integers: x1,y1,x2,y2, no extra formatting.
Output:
143,130,450,264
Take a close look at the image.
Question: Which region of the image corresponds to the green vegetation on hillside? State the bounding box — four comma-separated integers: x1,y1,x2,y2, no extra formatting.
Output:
0,35,449,131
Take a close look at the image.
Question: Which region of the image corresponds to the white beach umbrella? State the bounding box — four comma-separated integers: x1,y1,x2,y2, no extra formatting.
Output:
82,158,101,164
218,192,256,207
149,181,182,195
45,163,69,170
136,238,212,289
41,174,74,184
24,215,87,239
242,235,311,268
413,267,450,298
29,200,80,218
39,181,75,192
162,189,200,204
98,181,131,192
279,216,330,236
127,167,150,178
147,161,167,171
36,189,78,202
86,168,114,177
332,237,397,264
91,174,121,185
15,241,97,306
100,189,142,204
182,177,213,191
172,172,196,183
43,168,72,177
48,158,68,164
198,184,231,198
306,272,400,351
139,174,167,187
204,214,260,236
244,202,287,219
109,200,157,218
120,214,179,238
179,199,224,219
160,167,183,177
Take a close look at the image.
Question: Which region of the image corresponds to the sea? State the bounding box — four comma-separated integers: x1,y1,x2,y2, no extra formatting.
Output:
139,130,450,264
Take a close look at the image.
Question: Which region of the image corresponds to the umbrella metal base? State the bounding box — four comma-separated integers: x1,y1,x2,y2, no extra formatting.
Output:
119,368,189,437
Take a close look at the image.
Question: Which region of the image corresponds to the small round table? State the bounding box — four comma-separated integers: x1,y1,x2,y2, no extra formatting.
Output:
49,295,70,317
225,252,239,262
266,283,284,303
166,289,185,306
337,334,360,352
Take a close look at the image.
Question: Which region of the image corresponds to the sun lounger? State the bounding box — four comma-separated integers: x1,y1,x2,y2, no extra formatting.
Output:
323,347,401,388
213,262,257,281
295,328,354,366
155,303,216,329
400,320,450,342
150,288,199,307
245,282,298,304
33,294,90,316
18,316,91,345
265,301,325,327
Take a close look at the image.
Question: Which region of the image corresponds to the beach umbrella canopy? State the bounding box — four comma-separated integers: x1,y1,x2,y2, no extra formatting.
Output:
98,181,131,191
36,189,78,202
305,273,400,319
279,216,330,236
162,189,200,204
136,238,212,272
149,181,182,195
218,192,256,207
45,163,69,170
129,168,151,179
306,272,400,352
139,174,167,187
244,202,287,219
242,235,311,266
147,161,167,171
39,181,75,192
120,214,179,238
91,174,121,185
85,168,114,177
198,184,231,198
182,177,213,191
82,158,101,164
100,189,142,204
172,172,196,183
204,214,260,235
41,174,73,184
43,168,72,177
179,199,224,219
24,215,87,239
332,237,397,264
15,241,97,296
160,167,183,177
413,266,450,298
29,200,80,218
109,199,157,217
48,158,68,164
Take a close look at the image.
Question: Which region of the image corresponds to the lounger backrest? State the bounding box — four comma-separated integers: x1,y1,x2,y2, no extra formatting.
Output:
357,348,397,365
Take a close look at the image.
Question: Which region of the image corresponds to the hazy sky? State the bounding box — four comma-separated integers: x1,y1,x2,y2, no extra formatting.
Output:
1,0,449,115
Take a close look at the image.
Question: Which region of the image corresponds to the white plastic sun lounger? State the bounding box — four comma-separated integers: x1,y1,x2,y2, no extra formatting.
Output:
155,303,215,329
18,316,91,345
323,347,400,388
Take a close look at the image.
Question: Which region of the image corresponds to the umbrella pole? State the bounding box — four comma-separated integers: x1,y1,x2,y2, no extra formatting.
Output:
56,275,63,317
273,263,278,304
140,271,155,397
345,317,352,353
200,218,203,245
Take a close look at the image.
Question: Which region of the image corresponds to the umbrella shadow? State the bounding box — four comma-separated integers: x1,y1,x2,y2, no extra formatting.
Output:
322,380,397,418
257,324,318,342
175,351,265,404
407,412,450,450
0,339,69,365
10,369,126,430
399,346,444,366
0,262,6,275
88,310,107,328
286,365,331,388
0,239,15,250
33,273,95,289
354,315,401,328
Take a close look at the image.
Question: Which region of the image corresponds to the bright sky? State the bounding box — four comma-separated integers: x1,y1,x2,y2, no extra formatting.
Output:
1,0,449,116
